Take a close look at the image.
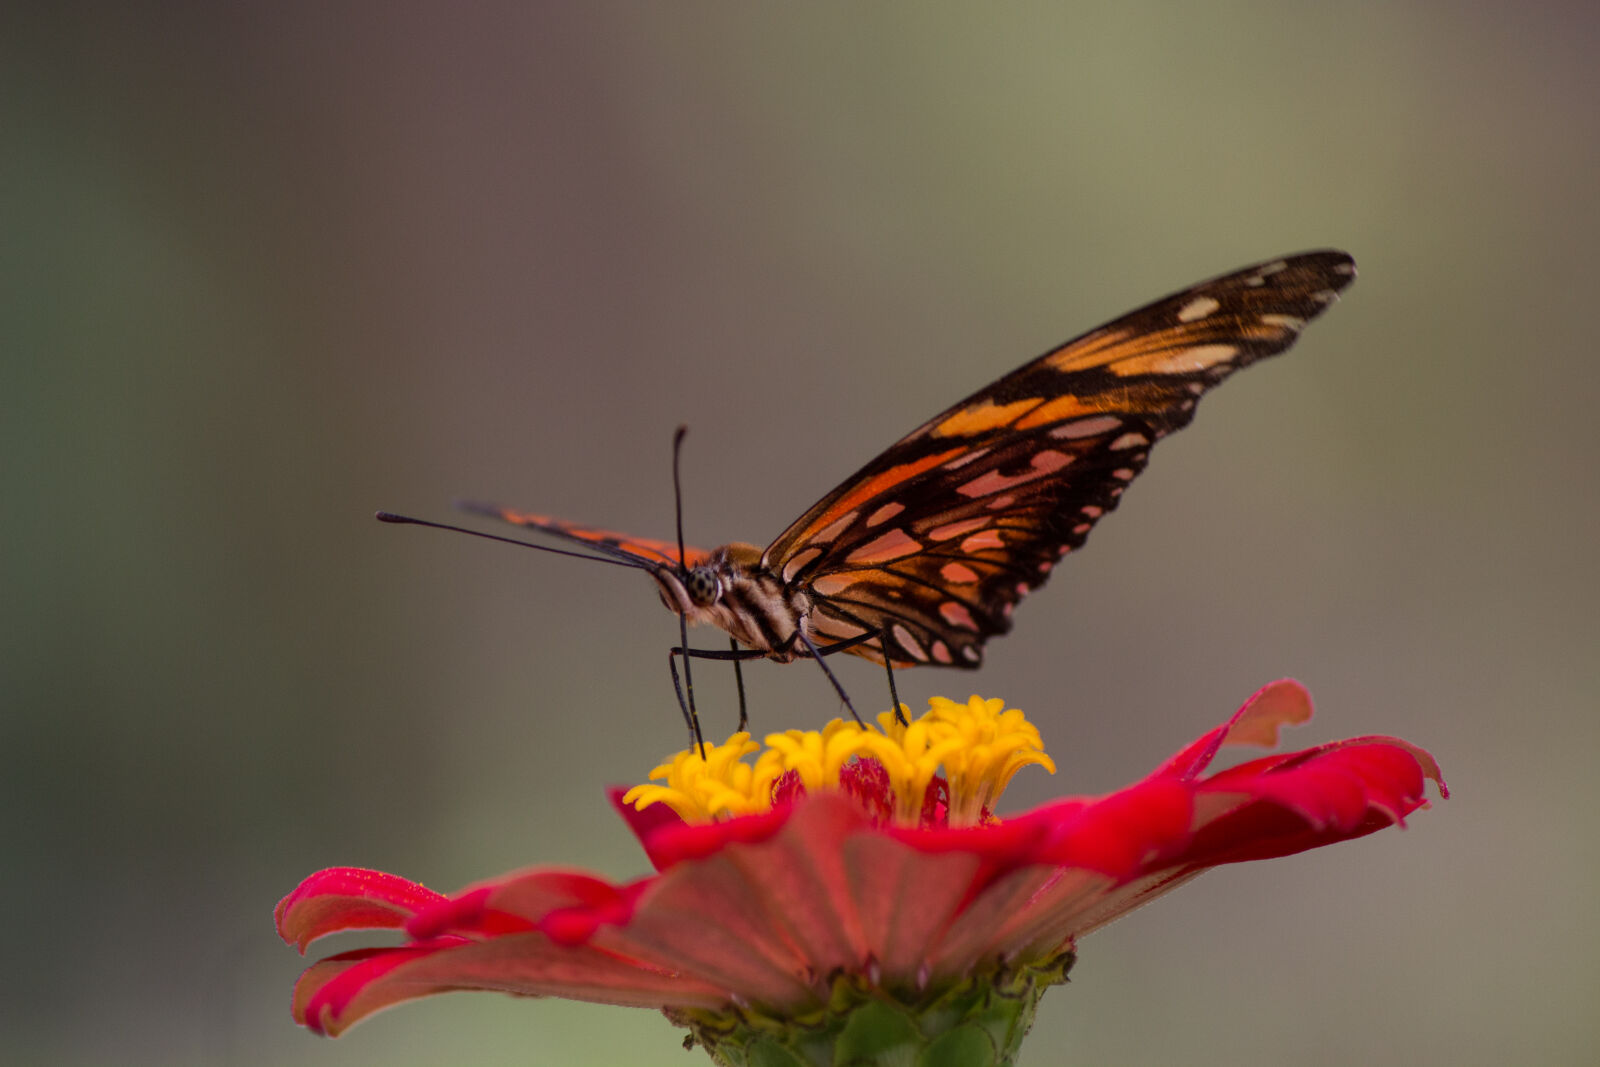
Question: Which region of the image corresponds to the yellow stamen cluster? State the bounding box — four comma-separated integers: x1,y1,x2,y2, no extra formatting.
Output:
622,696,1055,828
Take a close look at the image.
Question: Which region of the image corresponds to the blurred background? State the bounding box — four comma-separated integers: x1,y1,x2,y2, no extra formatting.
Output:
4,3,1596,1064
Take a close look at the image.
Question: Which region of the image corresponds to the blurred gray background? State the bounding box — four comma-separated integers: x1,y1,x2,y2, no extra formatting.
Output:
5,3,1596,1064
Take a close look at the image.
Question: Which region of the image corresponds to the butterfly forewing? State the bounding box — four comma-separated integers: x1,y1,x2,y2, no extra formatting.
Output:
763,251,1356,667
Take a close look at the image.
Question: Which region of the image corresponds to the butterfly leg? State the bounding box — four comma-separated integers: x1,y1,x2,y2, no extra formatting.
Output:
730,638,748,732
795,628,865,726
880,643,907,726
666,640,707,759
671,642,769,743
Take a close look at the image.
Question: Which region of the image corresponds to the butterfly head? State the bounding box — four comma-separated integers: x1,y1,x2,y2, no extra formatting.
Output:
652,558,728,619
682,564,722,608
651,542,796,653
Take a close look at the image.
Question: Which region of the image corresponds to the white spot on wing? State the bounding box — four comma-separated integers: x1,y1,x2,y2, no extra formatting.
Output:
814,510,858,544
1177,295,1221,322
1161,343,1236,373
942,448,990,470
1260,313,1304,331
782,546,822,582
892,624,928,662
956,450,1072,498
811,573,858,597
1110,432,1148,450
867,502,905,526
846,528,920,564
961,529,1005,552
811,613,866,640
939,601,979,631
940,561,980,584
1051,414,1123,439
928,517,988,542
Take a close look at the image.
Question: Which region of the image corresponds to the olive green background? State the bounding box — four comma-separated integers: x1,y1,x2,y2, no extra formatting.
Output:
5,4,1596,1064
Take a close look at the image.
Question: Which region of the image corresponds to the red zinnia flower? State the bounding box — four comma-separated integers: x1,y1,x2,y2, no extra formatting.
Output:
277,682,1445,1065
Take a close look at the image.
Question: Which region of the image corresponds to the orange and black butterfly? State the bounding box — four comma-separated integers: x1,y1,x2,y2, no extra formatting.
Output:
384,251,1355,750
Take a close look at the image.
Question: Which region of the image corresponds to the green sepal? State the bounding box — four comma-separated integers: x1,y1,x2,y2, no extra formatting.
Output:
666,948,1075,1067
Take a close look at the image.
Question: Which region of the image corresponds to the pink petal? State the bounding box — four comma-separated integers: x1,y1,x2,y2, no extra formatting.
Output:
839,833,983,980
486,870,646,944
1184,740,1441,866
644,805,792,867
1037,780,1196,875
592,851,826,1006
404,870,635,943
293,933,731,1035
276,868,448,953
588,797,999,1003
929,863,1094,976
608,787,688,870
294,938,470,1035
1146,679,1313,782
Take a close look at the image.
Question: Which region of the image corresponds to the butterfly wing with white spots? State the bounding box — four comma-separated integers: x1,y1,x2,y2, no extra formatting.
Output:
763,250,1357,667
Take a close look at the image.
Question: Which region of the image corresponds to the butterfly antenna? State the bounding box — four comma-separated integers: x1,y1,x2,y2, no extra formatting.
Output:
668,425,707,757
671,425,690,574
375,512,653,570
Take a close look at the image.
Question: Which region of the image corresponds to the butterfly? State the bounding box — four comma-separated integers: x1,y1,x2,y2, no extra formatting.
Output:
385,251,1355,750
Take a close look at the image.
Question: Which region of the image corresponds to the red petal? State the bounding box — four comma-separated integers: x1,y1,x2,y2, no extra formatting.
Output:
608,787,688,870
1037,780,1196,876
404,886,536,940
1185,739,1441,865
643,804,792,866
293,933,730,1035
294,937,469,1035
276,868,447,953
585,796,1000,1004
487,870,646,945
590,799,869,1006
1146,679,1313,783
931,863,1097,975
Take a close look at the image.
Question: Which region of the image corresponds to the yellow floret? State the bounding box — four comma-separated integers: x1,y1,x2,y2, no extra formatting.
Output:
622,697,1054,827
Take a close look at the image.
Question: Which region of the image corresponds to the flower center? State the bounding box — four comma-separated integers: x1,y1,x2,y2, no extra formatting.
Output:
622,696,1055,828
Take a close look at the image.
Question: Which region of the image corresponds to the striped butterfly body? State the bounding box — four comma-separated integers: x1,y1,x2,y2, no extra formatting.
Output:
437,251,1356,743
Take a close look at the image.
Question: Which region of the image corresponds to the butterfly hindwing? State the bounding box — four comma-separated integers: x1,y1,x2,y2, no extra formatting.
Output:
459,502,713,569
764,251,1356,667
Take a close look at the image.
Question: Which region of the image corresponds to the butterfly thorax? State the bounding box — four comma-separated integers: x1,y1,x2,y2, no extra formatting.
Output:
652,541,813,661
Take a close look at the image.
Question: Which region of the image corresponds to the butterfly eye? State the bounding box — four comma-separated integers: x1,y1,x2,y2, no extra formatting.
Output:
685,566,721,607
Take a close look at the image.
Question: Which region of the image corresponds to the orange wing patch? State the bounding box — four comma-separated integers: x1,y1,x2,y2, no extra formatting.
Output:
479,506,712,568
1014,393,1106,429
1042,328,1134,373
932,397,1046,438
784,447,965,549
